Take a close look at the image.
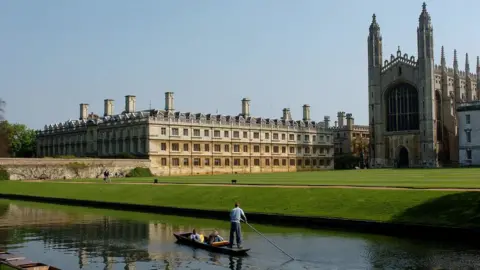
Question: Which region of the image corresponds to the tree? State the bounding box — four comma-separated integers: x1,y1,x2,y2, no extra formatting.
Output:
1,121,37,157
0,99,4,118
351,138,369,156
334,154,360,170
351,137,369,168
0,99,8,157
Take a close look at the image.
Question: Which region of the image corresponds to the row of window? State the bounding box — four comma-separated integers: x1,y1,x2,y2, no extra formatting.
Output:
39,126,148,143
158,143,330,154
99,127,147,139
335,132,369,139
159,157,332,167
38,140,147,156
160,127,330,142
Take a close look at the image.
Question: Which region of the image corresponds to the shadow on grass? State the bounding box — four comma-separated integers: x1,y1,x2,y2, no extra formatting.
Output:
390,192,480,228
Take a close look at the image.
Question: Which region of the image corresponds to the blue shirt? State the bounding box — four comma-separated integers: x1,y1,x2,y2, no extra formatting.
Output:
230,207,246,223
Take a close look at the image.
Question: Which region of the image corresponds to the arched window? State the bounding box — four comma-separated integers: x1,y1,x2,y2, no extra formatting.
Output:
385,83,419,132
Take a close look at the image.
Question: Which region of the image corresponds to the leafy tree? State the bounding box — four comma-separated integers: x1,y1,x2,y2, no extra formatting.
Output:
0,99,4,118
334,154,360,170
351,137,369,168
351,137,369,156
0,99,8,157
1,121,37,157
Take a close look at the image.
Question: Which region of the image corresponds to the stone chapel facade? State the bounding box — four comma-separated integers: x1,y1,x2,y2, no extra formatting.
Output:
368,3,479,168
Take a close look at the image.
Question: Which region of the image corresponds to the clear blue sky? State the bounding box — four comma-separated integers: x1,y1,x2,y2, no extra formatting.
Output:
1,0,478,129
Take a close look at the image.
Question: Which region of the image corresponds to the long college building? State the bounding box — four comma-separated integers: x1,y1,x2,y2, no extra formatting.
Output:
36,93,334,175
368,3,479,168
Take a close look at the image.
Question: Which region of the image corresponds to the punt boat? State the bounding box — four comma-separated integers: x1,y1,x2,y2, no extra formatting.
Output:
173,232,250,256
0,251,61,270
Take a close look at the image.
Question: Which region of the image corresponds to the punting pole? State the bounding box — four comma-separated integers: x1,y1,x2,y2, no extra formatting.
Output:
245,221,295,260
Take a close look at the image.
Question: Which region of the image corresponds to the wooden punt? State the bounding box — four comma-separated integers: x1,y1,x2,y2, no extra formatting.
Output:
173,232,250,256
0,252,25,262
0,251,61,270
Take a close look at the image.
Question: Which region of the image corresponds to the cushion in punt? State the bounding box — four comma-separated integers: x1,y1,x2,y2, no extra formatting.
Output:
211,241,230,247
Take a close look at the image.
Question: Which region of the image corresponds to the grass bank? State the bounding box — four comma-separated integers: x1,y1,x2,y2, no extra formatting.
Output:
1,181,479,229
64,168,480,188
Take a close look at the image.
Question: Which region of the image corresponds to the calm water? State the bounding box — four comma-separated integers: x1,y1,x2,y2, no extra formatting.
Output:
0,200,479,270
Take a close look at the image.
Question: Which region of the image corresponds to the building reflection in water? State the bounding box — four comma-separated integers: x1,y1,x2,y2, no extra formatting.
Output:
228,256,243,270
0,203,237,270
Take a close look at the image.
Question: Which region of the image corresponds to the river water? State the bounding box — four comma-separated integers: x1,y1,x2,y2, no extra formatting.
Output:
0,200,479,270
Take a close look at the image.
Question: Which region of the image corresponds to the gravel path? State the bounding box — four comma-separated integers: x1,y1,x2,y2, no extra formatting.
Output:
18,180,480,191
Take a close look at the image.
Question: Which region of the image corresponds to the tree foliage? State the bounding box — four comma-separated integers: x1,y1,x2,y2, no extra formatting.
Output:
0,99,8,157
350,137,369,156
351,137,369,168
0,99,37,158
334,154,361,170
0,121,37,157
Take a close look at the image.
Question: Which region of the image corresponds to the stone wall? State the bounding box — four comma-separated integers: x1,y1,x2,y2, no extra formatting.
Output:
0,158,151,180
150,165,326,176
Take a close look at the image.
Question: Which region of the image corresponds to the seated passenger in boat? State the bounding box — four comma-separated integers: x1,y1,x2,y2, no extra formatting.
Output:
190,229,202,242
207,230,224,244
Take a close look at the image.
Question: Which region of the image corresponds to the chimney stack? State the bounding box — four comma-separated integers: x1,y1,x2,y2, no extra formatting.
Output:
79,103,89,120
125,95,136,113
282,108,292,121
324,116,330,129
104,99,114,116
241,98,251,117
337,111,346,128
165,92,174,112
346,113,354,129
302,104,311,121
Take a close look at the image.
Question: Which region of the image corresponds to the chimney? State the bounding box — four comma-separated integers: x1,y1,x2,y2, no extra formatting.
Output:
302,104,310,121
282,108,292,121
241,98,251,117
165,92,174,112
334,121,338,127
125,95,136,113
79,103,89,120
346,113,354,129
337,111,346,128
104,99,114,116
324,116,330,129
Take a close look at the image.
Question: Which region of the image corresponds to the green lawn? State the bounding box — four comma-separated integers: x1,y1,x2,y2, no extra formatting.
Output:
65,168,480,188
2,181,480,228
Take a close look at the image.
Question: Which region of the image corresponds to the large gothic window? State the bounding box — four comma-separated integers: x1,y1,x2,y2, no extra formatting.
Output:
385,83,419,132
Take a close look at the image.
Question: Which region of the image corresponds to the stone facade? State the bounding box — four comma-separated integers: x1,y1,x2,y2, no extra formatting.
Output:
368,3,478,168
36,93,335,176
457,102,480,166
332,111,369,157
0,158,149,180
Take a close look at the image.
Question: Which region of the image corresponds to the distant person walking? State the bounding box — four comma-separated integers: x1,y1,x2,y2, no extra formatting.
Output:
229,202,247,248
103,170,110,183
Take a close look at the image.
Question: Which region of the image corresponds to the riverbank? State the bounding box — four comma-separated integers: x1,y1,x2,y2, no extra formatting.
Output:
0,181,479,241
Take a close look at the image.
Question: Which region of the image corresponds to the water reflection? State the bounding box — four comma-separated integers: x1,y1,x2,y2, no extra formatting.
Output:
0,200,480,269
228,256,242,270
